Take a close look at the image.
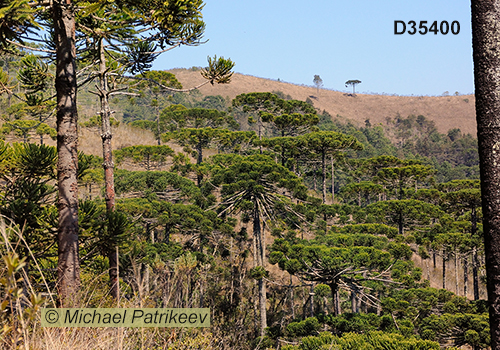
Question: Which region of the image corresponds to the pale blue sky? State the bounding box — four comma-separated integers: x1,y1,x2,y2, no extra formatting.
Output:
152,0,473,96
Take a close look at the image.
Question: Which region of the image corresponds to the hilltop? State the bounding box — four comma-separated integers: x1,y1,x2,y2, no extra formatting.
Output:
170,68,477,135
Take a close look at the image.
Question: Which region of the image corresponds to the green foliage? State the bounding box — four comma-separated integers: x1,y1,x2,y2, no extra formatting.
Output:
200,55,235,85
1,120,56,142
209,153,309,206
298,331,439,350
270,237,411,296
157,202,236,251
286,317,321,337
0,251,45,349
0,143,57,260
249,266,268,280
0,66,14,95
340,181,384,207
79,199,130,254
0,30,489,347
0,0,39,47
114,169,204,205
81,114,120,128
330,224,398,239
17,54,51,93
134,70,183,91
160,107,238,131
365,199,444,235
114,145,174,171
299,131,364,158
164,127,224,164
216,129,257,154
233,92,319,138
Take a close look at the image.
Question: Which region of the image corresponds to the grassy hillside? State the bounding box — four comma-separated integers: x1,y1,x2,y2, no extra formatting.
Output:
169,68,477,135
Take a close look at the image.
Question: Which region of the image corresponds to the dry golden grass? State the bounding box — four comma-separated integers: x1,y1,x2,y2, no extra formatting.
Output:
171,68,477,135
412,252,487,300
0,216,219,350
79,124,159,156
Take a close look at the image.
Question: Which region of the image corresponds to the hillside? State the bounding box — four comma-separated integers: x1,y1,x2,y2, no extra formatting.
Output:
170,68,477,135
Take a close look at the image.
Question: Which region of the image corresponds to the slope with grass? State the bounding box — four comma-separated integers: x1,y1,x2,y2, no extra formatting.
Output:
170,68,476,135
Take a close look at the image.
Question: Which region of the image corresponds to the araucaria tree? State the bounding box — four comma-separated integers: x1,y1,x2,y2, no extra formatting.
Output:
75,1,233,299
299,131,363,203
345,79,362,95
0,0,234,303
0,0,82,306
209,154,308,338
313,75,323,93
471,1,500,347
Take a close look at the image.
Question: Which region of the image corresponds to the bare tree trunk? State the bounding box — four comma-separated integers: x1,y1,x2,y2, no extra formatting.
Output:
253,207,267,337
54,0,80,307
471,2,500,346
331,156,335,203
289,274,295,319
464,255,469,298
330,283,341,316
426,258,430,281
473,247,480,300
322,151,327,204
154,99,161,145
310,283,314,317
350,286,359,313
442,251,447,290
398,212,404,235
196,141,203,186
98,38,118,299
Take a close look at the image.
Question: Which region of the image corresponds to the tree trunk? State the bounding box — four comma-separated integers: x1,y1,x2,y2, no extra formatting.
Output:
331,156,335,203
442,251,446,290
455,253,459,295
290,274,295,319
398,211,404,235
53,0,80,307
155,101,161,145
350,286,359,313
196,141,203,186
253,207,267,336
426,258,430,281
471,3,500,345
40,115,44,145
310,283,314,317
330,283,341,316
464,255,469,298
322,151,327,204
473,247,480,300
98,38,118,299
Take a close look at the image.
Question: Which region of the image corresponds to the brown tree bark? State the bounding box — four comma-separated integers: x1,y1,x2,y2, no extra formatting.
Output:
330,282,341,316
473,247,480,300
321,150,327,204
464,255,469,298
98,38,119,300
53,0,80,307
471,1,500,347
442,251,447,290
253,207,267,337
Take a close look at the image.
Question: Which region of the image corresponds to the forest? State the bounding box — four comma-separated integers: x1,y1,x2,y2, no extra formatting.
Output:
0,1,491,349
0,49,488,350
